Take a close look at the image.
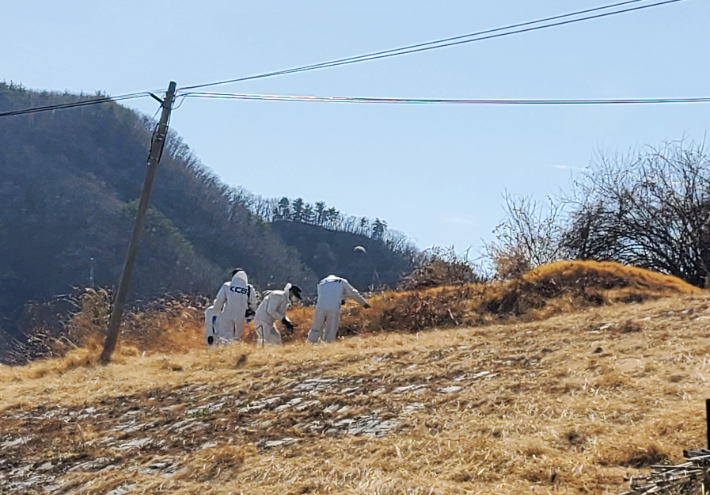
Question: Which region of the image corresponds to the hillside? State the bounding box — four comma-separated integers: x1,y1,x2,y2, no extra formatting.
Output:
1,263,709,494
0,83,413,344
270,220,413,289
0,83,313,332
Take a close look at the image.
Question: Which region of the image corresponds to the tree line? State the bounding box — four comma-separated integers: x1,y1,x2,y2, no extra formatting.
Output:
232,190,416,255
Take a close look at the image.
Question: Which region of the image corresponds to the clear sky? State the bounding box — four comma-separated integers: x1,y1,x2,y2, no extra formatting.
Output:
3,0,709,254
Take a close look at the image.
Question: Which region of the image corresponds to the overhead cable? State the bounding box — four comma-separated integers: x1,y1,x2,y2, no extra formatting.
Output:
182,92,710,106
0,92,154,119
0,0,688,118
178,0,684,92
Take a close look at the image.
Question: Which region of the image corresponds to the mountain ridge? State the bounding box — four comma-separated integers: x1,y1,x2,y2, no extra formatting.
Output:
0,83,414,341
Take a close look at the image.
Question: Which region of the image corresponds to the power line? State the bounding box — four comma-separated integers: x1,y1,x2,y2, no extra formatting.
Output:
0,0,689,119
0,92,154,118
182,92,710,106
178,0,684,92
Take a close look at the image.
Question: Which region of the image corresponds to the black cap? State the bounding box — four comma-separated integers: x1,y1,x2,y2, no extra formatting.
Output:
231,268,244,276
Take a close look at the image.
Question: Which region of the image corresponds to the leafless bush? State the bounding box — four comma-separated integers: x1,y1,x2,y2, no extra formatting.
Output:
4,291,88,364
5,289,210,365
562,141,710,287
484,192,564,280
399,246,486,290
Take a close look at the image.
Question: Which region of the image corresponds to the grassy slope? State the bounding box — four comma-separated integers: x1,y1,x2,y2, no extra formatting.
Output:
3,291,710,494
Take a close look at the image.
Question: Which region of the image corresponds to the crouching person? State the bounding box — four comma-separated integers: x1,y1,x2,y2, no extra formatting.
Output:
205,268,257,345
254,283,302,347
307,275,370,344
204,304,219,346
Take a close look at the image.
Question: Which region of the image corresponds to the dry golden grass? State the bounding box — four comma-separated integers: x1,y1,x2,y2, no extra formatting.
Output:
11,290,209,365
285,260,702,342
525,260,701,292
3,292,710,494
1,261,707,494
17,261,696,358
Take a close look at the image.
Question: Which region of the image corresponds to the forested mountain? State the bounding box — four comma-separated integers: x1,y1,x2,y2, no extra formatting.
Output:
270,220,413,290
236,194,418,289
0,83,414,340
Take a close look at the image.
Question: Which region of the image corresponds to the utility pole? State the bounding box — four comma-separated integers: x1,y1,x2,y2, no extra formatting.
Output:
100,81,176,365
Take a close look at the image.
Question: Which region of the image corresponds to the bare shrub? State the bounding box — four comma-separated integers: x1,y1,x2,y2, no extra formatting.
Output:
484,192,564,280
562,141,710,287
6,289,209,364
399,246,485,291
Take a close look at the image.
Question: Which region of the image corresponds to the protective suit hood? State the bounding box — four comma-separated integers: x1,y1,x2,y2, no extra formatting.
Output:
232,270,248,287
283,282,303,303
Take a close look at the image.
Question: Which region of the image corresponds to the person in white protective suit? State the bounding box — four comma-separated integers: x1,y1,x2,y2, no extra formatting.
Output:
204,304,219,346
307,275,371,344
253,283,302,347
205,268,257,345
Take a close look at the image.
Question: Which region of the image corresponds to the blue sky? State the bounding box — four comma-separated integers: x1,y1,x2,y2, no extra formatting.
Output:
3,0,709,253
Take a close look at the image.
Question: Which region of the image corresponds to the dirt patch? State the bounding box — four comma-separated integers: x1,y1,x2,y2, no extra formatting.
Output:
0,347,499,493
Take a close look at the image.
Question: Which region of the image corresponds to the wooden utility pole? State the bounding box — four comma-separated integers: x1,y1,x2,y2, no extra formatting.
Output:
100,81,177,365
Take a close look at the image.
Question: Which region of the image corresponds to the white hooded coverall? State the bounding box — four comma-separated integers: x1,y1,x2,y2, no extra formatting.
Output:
204,304,218,346
253,283,293,347
209,270,257,343
307,275,368,343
